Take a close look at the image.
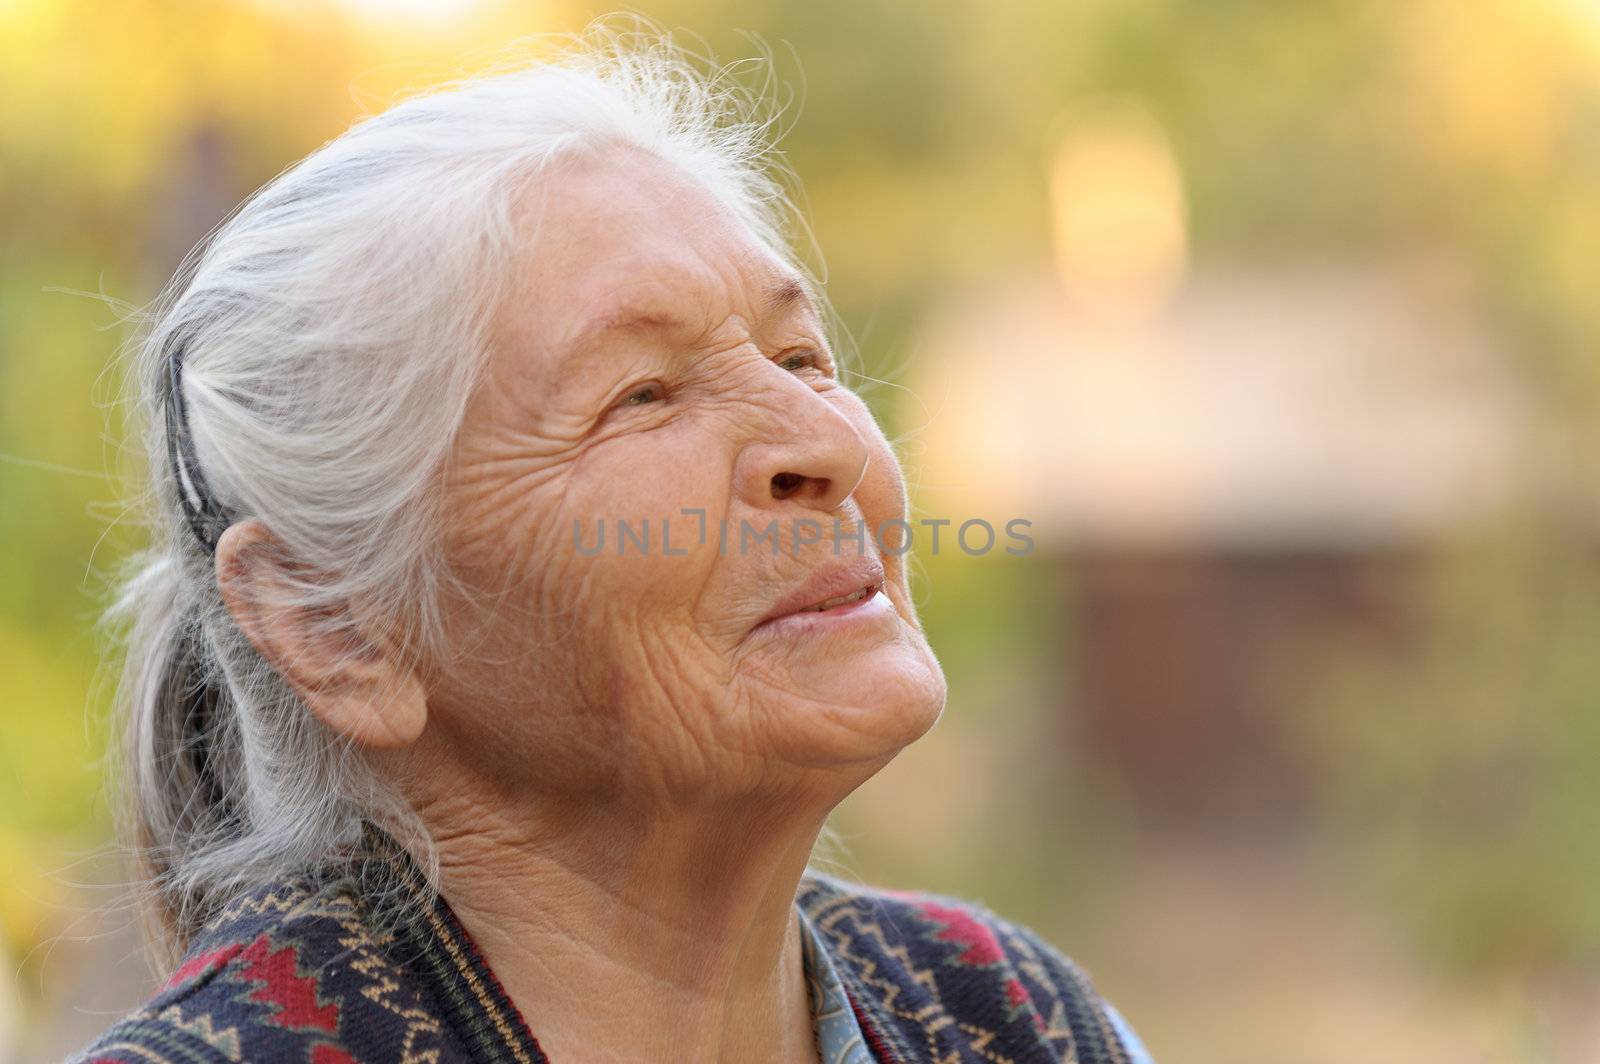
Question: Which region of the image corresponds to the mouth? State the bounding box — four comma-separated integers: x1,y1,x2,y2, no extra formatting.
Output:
751,557,893,637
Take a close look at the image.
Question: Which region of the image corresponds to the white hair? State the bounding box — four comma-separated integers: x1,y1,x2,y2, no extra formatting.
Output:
102,24,841,968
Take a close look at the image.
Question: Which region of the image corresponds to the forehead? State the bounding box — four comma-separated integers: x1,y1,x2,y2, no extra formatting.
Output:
494,147,807,360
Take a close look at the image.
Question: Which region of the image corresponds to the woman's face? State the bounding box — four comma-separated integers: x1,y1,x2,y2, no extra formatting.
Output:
426,146,946,806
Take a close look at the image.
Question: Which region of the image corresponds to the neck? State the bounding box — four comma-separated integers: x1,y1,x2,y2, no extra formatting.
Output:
403,781,834,1064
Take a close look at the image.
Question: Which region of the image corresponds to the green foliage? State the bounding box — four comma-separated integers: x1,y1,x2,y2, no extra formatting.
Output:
1299,524,1600,976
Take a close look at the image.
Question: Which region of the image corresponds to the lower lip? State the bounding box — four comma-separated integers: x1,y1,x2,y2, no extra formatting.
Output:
752,589,897,638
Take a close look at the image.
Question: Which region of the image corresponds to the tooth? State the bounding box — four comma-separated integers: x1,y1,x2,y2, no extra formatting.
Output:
809,586,870,612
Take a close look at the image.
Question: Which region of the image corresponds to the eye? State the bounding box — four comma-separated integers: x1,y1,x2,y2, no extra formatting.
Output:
776,348,828,374
616,382,664,408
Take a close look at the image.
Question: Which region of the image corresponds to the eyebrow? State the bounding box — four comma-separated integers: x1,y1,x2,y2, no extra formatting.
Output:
567,276,818,358
765,276,813,318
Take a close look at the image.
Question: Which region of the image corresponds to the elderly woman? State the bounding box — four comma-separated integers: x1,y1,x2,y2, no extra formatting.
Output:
75,33,1152,1064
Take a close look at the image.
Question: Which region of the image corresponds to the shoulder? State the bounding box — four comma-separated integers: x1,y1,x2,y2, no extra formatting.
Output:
69,875,468,1064
798,869,1154,1064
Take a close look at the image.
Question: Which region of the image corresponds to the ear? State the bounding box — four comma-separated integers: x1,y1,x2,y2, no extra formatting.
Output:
214,520,427,749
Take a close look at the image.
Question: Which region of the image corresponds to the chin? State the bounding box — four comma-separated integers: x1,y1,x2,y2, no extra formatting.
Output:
760,640,948,770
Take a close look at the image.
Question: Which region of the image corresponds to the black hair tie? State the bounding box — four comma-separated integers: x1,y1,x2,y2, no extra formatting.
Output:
162,336,233,555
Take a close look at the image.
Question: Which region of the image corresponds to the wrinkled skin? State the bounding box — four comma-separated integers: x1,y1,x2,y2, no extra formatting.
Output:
421,146,947,806
218,143,947,1063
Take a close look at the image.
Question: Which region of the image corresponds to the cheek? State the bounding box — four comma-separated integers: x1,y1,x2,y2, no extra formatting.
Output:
551,418,739,618
433,418,741,723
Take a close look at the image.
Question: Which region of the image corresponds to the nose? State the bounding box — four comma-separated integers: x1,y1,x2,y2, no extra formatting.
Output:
732,381,870,517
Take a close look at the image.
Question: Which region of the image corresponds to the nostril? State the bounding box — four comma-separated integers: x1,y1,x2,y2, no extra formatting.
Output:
770,471,806,500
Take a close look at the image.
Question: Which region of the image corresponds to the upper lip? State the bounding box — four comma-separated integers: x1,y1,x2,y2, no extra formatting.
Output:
755,556,886,628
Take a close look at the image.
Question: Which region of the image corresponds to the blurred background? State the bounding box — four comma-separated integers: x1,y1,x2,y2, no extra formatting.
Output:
4,1,1600,1061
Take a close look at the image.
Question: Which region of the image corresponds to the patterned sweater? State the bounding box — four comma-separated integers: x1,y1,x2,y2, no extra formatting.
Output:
72,829,1147,1064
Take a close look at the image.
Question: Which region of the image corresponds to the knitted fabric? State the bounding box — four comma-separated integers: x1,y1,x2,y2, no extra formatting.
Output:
73,827,1144,1063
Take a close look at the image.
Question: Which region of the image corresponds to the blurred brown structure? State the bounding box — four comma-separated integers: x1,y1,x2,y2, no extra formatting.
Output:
1068,545,1418,826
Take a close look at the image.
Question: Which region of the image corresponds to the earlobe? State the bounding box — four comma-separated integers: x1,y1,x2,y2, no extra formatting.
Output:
213,520,428,750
